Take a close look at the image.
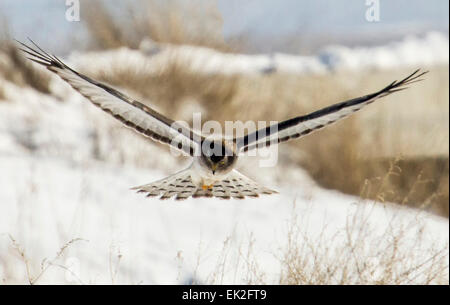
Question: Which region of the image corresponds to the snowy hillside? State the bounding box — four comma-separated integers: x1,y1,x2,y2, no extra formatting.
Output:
70,31,449,76
0,38,448,284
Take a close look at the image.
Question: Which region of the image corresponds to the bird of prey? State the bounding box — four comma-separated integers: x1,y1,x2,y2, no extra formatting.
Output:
17,39,427,200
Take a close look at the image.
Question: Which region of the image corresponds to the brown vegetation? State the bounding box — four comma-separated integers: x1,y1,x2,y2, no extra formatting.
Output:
277,204,448,284
0,40,51,95
82,0,230,51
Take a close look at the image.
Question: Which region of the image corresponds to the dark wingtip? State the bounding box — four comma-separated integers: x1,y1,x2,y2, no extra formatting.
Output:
388,69,428,93
14,38,66,69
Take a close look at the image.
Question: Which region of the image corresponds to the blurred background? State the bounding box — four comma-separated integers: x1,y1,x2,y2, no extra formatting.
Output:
0,0,448,284
2,0,447,215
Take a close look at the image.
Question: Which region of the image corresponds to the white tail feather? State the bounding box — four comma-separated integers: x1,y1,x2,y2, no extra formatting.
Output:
132,169,277,200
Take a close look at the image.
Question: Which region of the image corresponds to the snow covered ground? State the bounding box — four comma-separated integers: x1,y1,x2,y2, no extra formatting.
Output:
0,37,449,284
1,152,447,284
70,31,449,76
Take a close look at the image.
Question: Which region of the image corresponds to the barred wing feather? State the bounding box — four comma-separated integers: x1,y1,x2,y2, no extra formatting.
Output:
236,69,427,152
17,39,202,156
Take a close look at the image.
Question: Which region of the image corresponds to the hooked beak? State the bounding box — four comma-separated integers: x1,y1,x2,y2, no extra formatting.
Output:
211,164,217,175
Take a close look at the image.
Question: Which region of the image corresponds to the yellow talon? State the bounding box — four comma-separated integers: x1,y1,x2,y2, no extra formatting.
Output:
202,184,214,190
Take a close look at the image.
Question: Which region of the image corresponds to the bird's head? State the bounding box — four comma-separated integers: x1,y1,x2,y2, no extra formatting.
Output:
200,138,237,175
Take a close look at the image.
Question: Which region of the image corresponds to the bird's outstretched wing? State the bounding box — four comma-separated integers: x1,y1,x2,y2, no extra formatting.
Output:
235,69,427,153
17,39,203,156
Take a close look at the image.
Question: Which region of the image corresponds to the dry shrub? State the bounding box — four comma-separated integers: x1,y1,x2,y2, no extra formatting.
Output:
85,60,240,123
279,203,449,284
200,202,448,285
359,157,449,217
0,40,51,95
81,0,126,49
0,15,50,94
298,124,449,217
0,82,4,100
7,235,86,284
82,0,230,52
294,68,449,218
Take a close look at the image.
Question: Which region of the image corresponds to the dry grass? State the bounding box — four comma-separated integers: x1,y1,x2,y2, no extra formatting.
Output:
7,235,86,284
0,81,5,100
82,0,231,52
0,16,51,98
7,200,447,285
195,201,448,285
0,39,51,95
92,61,239,123
278,203,448,285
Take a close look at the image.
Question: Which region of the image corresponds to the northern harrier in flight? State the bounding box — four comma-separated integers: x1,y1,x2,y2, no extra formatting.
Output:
18,40,427,200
